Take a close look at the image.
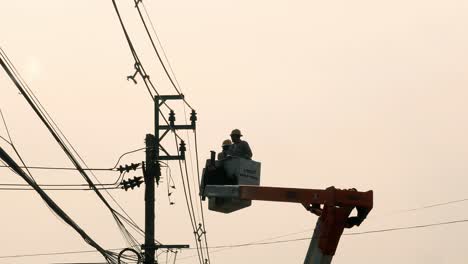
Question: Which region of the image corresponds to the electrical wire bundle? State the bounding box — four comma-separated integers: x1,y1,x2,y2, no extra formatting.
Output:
0,47,147,264
112,0,212,263
1,0,213,262
0,149,144,191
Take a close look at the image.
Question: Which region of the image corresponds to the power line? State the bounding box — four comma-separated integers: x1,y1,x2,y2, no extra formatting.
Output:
0,167,127,188
174,134,204,264
111,0,157,100
193,130,211,263
237,196,468,244
1,108,36,183
135,0,194,110
343,219,468,236
0,187,121,191
1,47,140,261
3,217,468,262
111,147,146,169
159,218,468,263
0,165,115,171
0,146,148,172
203,218,468,249
0,248,123,259
393,198,468,213
209,219,468,248
0,147,117,262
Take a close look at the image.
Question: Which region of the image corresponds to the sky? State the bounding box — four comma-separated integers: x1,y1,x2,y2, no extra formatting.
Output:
1,0,468,263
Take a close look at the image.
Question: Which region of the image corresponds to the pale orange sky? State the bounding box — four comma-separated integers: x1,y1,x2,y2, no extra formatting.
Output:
1,1,468,263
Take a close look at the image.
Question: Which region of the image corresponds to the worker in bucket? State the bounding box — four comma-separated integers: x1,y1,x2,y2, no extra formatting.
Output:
229,129,253,159
217,139,232,160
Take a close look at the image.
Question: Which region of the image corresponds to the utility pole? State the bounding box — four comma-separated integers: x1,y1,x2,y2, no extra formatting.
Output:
144,134,157,264
142,94,196,264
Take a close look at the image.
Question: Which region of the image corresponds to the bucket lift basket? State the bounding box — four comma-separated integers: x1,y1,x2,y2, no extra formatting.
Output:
200,151,261,213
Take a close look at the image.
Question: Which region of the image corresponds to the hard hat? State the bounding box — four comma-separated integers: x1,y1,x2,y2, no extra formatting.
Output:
230,129,242,137
222,139,232,146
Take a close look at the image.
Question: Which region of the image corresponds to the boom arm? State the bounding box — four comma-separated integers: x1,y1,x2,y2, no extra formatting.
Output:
204,185,373,263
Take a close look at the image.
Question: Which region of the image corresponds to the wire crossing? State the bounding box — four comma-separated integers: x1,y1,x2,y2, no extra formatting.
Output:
0,47,144,263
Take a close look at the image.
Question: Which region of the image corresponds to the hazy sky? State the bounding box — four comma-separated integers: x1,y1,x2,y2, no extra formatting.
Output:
1,1,468,263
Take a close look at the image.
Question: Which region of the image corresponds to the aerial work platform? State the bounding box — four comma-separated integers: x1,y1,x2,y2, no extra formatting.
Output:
200,153,373,263
200,154,261,213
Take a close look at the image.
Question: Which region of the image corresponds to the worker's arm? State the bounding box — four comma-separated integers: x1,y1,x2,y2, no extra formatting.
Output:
242,141,253,159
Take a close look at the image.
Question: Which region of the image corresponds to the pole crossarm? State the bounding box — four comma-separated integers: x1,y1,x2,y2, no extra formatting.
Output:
157,95,185,100
159,124,195,130
155,244,190,249
159,155,185,160
157,94,185,107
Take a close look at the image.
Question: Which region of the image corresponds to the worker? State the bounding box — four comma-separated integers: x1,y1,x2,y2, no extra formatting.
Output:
217,139,232,160
229,129,253,159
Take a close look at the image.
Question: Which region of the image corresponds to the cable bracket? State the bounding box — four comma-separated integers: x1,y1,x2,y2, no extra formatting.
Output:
134,0,143,7
195,223,206,242
127,62,149,84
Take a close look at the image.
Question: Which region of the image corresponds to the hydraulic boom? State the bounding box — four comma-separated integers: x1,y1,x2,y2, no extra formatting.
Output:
203,184,373,263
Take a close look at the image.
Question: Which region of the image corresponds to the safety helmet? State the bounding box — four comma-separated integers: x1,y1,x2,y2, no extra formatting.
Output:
222,139,232,146
230,129,242,137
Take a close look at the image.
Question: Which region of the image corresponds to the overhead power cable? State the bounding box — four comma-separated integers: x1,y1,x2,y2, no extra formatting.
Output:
207,218,468,248
111,0,184,143
116,0,206,256
0,109,35,182
0,47,141,259
259,196,468,242
133,0,194,110
111,0,175,114
174,134,204,264
201,218,468,249
5,217,468,262
0,165,115,171
183,159,206,263
0,187,120,191
0,248,123,259
394,198,468,213
0,146,147,172
0,147,117,263
112,0,158,100
193,130,211,263
112,2,207,261
158,218,468,263
0,170,126,189
111,147,146,169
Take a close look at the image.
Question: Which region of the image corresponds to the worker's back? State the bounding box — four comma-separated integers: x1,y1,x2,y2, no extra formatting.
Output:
229,140,252,159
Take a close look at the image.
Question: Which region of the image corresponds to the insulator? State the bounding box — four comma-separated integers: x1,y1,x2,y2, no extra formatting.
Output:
179,140,186,153
121,176,143,191
179,140,186,160
121,180,130,191
130,162,140,171
133,176,143,188
168,110,176,126
190,110,197,127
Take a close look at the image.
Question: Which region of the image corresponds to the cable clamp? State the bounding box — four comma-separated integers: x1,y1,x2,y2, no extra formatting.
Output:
127,62,149,84
195,223,206,242
126,63,140,84
134,0,143,7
